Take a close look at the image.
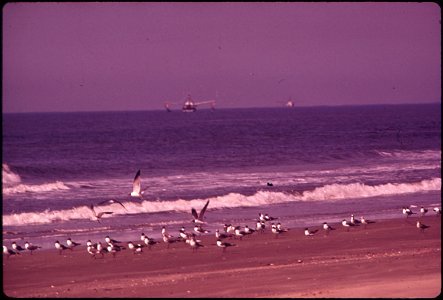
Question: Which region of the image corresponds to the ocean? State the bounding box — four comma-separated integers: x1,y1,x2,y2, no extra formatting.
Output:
2,103,441,250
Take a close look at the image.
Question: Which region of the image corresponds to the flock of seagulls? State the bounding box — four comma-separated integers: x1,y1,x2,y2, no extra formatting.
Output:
4,170,441,259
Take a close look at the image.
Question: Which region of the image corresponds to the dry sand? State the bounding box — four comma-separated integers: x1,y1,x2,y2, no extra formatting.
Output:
2,216,441,298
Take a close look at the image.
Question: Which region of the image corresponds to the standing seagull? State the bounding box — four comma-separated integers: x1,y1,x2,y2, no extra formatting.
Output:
402,207,415,218
433,207,441,215
24,241,42,255
322,222,335,235
54,240,69,255
420,207,428,216
416,221,430,233
3,246,20,258
341,219,355,232
216,239,236,252
89,204,113,223
66,238,81,250
191,200,210,224
130,170,147,200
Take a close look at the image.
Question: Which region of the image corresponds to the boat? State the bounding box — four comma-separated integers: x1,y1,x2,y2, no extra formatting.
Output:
182,95,197,112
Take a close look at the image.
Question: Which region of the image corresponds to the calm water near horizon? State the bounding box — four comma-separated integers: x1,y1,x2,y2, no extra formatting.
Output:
2,104,441,250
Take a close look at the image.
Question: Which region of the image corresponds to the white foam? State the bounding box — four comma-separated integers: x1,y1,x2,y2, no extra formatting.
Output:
3,177,440,226
2,163,21,187
2,181,70,194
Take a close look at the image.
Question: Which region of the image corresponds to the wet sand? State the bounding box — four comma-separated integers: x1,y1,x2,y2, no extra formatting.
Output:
3,216,441,298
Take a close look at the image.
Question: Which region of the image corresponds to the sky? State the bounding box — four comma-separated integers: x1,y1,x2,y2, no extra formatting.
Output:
2,2,441,113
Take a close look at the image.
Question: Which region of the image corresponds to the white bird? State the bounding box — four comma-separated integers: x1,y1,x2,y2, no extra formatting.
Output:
341,219,355,232
304,228,318,236
66,238,81,250
3,245,20,258
433,207,441,215
402,207,415,217
216,239,236,252
54,240,69,255
420,207,428,216
350,214,361,225
191,200,210,224
89,204,113,223
24,241,42,255
130,170,147,200
322,222,335,235
360,216,375,229
127,242,144,254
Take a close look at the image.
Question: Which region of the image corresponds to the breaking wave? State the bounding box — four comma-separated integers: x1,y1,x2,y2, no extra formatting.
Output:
3,177,440,226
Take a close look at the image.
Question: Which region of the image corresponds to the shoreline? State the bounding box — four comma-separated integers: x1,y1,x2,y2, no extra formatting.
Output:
3,215,441,298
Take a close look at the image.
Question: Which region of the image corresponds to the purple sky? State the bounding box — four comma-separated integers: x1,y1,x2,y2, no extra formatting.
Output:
3,2,441,113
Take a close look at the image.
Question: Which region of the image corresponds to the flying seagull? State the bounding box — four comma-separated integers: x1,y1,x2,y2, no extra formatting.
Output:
130,170,148,200
98,199,127,210
191,200,210,224
89,204,113,223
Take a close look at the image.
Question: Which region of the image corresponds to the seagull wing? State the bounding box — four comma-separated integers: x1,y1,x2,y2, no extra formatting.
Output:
97,211,113,218
191,208,199,220
104,199,127,210
89,204,97,217
199,200,210,220
132,170,141,194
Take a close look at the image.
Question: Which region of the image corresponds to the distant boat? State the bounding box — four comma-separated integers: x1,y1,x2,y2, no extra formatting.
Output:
182,95,215,112
182,95,197,112
286,99,294,108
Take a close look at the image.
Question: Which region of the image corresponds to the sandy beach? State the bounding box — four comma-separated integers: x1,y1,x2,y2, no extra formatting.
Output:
3,215,441,298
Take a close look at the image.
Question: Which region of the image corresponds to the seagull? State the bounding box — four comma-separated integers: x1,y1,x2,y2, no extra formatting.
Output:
350,215,361,225
66,238,81,250
189,236,204,252
276,223,288,233
194,225,210,235
234,226,245,240
360,216,376,229
271,223,286,238
416,221,430,233
24,241,42,255
215,229,231,240
420,207,428,216
256,220,266,233
243,225,255,236
341,219,355,232
143,236,159,249
54,240,69,255
98,199,127,210
130,170,147,200
11,242,26,252
224,224,236,234
191,200,210,224
433,207,441,215
3,245,20,258
89,204,113,223
322,222,335,235
402,207,415,218
127,242,144,254
216,239,236,252
304,228,318,236
105,236,122,245
162,233,179,248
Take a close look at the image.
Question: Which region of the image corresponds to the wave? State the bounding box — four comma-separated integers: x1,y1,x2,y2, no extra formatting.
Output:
3,177,440,226
2,163,70,194
375,149,441,161
2,181,70,194
2,163,21,187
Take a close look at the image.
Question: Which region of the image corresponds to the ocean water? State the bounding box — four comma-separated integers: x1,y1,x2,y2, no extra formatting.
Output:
2,104,441,249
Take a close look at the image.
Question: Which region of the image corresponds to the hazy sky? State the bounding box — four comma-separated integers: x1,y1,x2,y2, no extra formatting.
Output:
3,2,441,113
